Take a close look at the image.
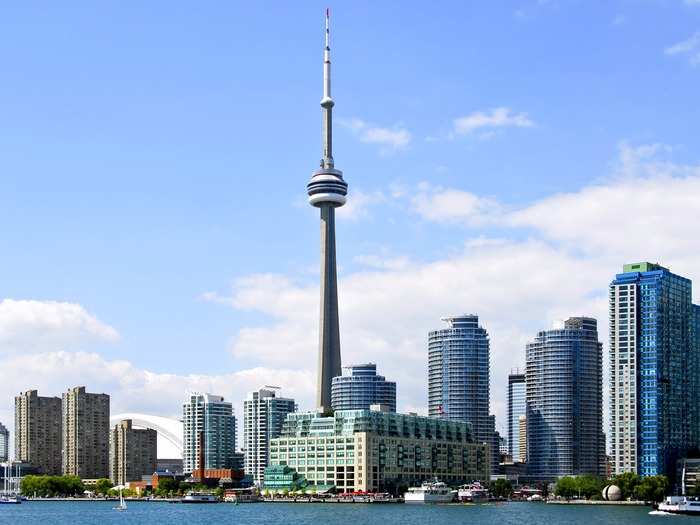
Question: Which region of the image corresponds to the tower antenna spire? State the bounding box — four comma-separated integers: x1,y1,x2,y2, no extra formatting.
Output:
321,7,334,168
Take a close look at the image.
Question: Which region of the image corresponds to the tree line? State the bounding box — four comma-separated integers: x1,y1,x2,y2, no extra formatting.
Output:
554,472,669,502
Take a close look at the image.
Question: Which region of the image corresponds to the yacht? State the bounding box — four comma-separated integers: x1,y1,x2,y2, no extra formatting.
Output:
113,487,127,511
457,482,489,503
0,463,21,505
404,480,455,503
181,491,219,503
655,496,700,515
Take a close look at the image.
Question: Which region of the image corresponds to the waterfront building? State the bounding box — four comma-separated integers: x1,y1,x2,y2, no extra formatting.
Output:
268,406,490,493
428,315,496,467
182,392,237,474
62,386,110,479
331,363,397,412
14,390,62,474
109,419,157,485
306,10,349,414
526,317,605,481
507,371,526,462
518,415,527,463
610,262,700,479
0,422,8,462
243,387,296,485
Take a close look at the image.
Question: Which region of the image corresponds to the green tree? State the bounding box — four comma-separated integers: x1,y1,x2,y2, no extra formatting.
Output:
633,476,668,503
575,475,605,500
94,478,113,495
610,472,641,500
156,477,179,496
554,476,578,499
491,479,513,498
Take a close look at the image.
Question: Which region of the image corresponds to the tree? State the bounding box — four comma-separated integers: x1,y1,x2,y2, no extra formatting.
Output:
554,476,578,499
94,478,113,495
633,476,668,503
491,479,513,498
156,477,179,496
575,475,605,500
610,472,641,500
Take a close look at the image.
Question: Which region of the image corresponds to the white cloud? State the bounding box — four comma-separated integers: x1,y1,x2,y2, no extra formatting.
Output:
453,107,534,136
340,118,411,151
665,32,700,66
337,190,386,221
0,299,119,353
411,184,502,226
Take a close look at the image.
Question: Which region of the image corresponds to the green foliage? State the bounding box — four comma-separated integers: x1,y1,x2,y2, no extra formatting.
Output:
94,478,113,495
20,475,85,497
610,472,641,500
554,476,578,499
632,475,668,503
490,479,513,498
554,475,605,500
155,477,179,496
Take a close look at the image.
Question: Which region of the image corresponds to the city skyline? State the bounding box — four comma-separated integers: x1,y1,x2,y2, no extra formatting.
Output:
1,2,700,449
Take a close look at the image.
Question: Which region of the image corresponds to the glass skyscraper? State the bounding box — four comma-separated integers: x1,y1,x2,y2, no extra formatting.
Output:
331,363,396,412
610,262,700,479
428,315,495,469
526,317,605,481
182,393,237,474
0,421,8,462
507,371,526,462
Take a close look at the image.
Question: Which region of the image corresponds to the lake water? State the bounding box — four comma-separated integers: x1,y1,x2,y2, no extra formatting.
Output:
0,500,678,525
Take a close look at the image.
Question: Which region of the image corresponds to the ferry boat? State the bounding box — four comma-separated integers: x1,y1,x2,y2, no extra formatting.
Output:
655,495,700,515
181,491,219,503
457,482,489,503
404,480,455,504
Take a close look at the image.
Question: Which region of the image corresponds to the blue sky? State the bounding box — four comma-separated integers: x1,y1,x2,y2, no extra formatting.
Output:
1,1,699,449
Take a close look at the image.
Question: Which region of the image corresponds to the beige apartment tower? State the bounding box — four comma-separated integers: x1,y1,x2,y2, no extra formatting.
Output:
518,415,527,463
62,386,110,479
14,390,62,475
109,419,157,486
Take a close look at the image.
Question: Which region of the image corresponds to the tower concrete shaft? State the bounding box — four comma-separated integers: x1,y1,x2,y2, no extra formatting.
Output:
307,10,347,413
317,205,342,412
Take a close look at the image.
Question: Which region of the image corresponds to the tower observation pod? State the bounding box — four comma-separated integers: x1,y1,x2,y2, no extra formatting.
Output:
307,9,347,414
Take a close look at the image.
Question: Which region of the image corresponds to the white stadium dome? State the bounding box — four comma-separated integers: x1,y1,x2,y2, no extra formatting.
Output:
110,413,183,459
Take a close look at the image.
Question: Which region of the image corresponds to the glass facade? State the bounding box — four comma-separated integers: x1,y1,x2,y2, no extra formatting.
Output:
526,317,605,481
507,372,526,462
428,315,497,468
0,422,8,462
331,363,396,412
182,393,237,474
610,263,700,479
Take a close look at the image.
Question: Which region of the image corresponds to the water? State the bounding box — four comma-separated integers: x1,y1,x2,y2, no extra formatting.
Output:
0,501,680,525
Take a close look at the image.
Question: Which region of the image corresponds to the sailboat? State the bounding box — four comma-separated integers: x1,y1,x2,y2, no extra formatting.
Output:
113,486,127,511
0,463,21,504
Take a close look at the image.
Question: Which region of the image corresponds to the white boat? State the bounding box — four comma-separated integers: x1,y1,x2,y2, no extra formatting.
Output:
113,487,127,511
457,482,489,503
527,494,544,502
181,491,219,503
404,480,455,503
656,496,700,515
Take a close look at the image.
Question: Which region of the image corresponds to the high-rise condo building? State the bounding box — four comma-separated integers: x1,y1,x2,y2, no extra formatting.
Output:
109,419,157,485
182,393,237,475
0,422,8,462
243,387,296,485
507,371,526,462
331,363,397,412
14,390,62,474
62,386,110,479
306,10,348,414
518,415,527,463
610,262,700,479
428,315,493,444
526,317,605,481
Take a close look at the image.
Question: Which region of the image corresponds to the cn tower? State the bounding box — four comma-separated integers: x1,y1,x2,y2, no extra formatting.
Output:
306,9,347,414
